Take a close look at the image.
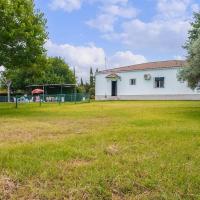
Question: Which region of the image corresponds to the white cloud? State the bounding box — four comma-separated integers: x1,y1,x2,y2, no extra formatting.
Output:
45,40,147,80
115,18,190,54
86,2,138,32
49,0,129,12
86,14,116,32
45,40,105,80
49,0,82,12
87,0,129,6
157,0,191,19
108,51,147,67
102,0,195,57
49,0,138,33
174,55,186,60
48,0,196,63
191,3,200,12
100,5,138,18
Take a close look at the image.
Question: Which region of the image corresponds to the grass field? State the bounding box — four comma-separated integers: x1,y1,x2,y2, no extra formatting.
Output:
0,101,200,199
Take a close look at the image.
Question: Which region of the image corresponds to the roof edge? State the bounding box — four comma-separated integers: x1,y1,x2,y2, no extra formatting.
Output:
97,60,186,74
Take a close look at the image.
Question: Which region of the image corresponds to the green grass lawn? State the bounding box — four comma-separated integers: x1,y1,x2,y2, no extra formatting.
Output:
0,101,200,199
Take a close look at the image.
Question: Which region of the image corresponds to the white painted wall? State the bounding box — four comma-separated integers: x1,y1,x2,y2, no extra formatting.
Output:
95,67,198,97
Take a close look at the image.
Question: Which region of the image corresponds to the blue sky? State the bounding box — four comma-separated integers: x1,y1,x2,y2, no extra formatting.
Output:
35,0,200,80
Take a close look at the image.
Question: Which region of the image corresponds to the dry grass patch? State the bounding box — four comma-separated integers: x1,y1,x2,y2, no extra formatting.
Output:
0,117,112,145
104,144,119,156
57,159,94,170
0,175,18,199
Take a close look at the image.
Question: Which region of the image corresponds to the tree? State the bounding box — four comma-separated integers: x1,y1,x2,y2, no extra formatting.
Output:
2,64,46,91
80,78,84,86
41,57,76,84
179,37,200,89
90,67,94,87
0,0,48,70
179,12,200,89
3,57,76,91
184,12,200,50
77,78,85,93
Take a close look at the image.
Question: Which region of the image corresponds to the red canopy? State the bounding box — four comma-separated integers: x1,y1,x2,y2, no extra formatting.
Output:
32,89,44,95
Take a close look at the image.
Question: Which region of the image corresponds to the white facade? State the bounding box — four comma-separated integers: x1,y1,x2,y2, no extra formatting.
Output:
95,67,200,100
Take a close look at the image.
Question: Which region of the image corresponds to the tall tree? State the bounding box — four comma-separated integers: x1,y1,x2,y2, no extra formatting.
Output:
179,12,200,89
80,78,84,86
89,67,95,98
0,0,48,70
90,67,94,87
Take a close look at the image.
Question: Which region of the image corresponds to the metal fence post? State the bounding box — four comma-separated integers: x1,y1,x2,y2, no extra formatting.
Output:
89,93,91,103
74,86,77,104
39,95,42,106
15,96,18,109
59,94,61,105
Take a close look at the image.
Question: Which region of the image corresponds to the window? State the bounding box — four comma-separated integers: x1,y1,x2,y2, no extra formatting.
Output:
130,79,136,85
154,77,165,88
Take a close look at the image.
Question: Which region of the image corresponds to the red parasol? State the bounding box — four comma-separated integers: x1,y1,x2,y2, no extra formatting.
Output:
32,89,44,95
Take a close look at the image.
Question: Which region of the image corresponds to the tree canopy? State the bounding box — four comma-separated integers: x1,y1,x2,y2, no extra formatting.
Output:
0,0,47,70
185,12,200,50
0,1,77,92
179,12,200,89
39,57,76,84
3,57,76,91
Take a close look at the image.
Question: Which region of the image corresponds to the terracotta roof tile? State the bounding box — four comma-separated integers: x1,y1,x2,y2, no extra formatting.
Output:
99,60,186,74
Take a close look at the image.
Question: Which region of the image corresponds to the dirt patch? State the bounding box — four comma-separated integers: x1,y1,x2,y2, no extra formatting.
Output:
57,159,93,170
67,188,90,200
0,117,112,145
105,145,119,156
112,189,125,200
69,159,92,167
0,176,18,199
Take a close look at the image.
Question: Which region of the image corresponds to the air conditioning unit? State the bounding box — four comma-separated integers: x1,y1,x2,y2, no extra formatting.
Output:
144,74,151,80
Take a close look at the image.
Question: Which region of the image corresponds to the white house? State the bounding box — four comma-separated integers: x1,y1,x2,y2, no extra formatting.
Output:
95,60,200,100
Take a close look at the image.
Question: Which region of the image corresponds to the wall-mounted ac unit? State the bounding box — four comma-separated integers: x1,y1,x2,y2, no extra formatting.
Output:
144,74,151,80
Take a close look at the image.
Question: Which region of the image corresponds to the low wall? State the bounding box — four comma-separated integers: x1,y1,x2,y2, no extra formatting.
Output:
95,94,200,101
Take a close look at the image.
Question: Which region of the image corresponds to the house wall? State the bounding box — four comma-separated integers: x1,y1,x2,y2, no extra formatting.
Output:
95,67,200,100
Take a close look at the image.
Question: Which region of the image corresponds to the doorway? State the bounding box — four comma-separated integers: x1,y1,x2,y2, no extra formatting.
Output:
111,81,117,96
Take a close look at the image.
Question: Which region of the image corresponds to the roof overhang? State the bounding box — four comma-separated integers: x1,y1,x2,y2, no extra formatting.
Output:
98,60,186,74
106,73,121,80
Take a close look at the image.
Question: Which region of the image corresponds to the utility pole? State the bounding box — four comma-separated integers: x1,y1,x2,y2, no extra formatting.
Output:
105,57,107,70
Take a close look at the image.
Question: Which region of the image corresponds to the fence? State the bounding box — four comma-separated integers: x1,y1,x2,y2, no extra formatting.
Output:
0,96,8,102
0,93,90,104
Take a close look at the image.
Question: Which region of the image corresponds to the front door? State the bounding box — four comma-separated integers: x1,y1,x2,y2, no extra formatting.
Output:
111,81,117,96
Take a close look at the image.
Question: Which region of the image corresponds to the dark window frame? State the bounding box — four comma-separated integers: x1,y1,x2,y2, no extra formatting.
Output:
130,79,136,85
154,77,165,88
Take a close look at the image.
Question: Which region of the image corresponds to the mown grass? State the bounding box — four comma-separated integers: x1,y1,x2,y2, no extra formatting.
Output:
0,101,200,199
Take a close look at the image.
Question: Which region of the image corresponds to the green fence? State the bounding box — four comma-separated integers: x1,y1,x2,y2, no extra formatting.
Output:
0,96,8,102
0,93,90,104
